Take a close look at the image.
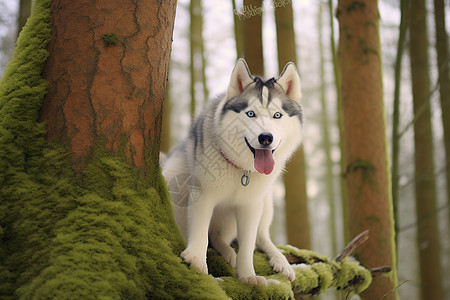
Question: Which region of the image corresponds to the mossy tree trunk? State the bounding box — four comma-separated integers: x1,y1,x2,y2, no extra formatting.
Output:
409,0,444,298
337,1,398,299
274,1,311,250
242,0,264,76
433,0,450,241
41,0,175,171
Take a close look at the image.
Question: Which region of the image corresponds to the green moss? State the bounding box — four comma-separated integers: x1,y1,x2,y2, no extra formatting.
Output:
16,156,229,299
334,258,372,294
254,250,276,275
311,262,335,292
277,246,372,296
207,249,236,278
346,1,366,13
218,276,293,300
344,158,377,197
102,33,118,46
207,244,372,298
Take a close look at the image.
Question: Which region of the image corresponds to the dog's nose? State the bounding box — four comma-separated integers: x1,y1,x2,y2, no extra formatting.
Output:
258,133,273,146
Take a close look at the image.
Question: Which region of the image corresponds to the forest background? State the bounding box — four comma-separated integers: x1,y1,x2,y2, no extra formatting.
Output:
1,0,449,299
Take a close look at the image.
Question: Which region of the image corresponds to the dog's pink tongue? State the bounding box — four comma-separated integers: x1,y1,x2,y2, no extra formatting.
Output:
254,149,275,175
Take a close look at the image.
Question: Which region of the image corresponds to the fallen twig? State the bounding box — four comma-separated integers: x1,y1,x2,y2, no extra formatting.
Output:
371,266,392,277
335,230,370,261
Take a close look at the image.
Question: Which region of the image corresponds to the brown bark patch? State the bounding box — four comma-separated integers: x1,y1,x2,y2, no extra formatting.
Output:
41,0,176,170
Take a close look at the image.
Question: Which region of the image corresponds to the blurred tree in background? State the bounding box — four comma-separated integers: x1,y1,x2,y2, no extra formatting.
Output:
337,0,398,298
409,0,443,298
273,0,311,251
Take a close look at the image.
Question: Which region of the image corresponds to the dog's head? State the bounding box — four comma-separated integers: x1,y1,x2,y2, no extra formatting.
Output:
216,59,303,175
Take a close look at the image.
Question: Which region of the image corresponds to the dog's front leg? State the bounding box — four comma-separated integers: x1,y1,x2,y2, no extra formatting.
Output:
257,194,295,281
181,195,215,274
236,203,267,286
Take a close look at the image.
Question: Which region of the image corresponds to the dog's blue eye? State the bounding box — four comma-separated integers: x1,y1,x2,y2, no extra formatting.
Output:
246,111,256,118
273,112,282,119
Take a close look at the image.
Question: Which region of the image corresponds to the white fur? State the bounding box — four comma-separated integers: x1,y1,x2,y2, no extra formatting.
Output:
162,59,302,285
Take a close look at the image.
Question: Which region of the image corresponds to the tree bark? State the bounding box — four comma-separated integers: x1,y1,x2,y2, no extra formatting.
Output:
273,0,311,250
410,0,444,298
337,1,398,298
41,0,176,171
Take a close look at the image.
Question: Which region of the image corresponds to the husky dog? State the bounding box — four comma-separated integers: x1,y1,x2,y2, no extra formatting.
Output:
163,59,303,285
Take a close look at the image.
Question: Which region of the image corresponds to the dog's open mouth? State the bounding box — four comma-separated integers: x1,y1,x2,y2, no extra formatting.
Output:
245,137,275,175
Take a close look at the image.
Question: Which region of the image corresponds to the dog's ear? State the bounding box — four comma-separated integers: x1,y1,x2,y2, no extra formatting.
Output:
226,58,254,99
277,63,302,103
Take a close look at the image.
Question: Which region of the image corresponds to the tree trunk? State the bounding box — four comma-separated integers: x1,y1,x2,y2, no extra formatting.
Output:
232,0,244,59
273,0,310,250
337,1,398,299
242,0,264,76
318,1,338,256
410,0,444,298
189,0,207,119
160,81,172,154
433,0,450,241
328,0,349,243
41,0,174,171
391,0,410,250
17,0,33,38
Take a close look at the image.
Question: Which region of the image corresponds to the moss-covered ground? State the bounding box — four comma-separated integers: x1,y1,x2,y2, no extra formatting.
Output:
0,0,372,299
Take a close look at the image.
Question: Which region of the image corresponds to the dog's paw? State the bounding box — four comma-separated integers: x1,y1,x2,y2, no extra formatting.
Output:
223,249,237,268
181,249,208,274
270,255,296,282
238,275,268,286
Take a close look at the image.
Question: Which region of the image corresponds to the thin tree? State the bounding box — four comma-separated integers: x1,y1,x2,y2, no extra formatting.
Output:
242,0,264,76
409,0,444,298
17,0,32,38
161,81,172,154
318,1,338,256
328,0,349,243
232,0,244,59
274,1,311,249
337,0,398,298
391,0,410,249
433,0,450,236
189,0,208,119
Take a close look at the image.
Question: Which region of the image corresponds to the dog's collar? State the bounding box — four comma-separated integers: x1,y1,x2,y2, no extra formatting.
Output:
220,151,241,170
220,151,250,186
